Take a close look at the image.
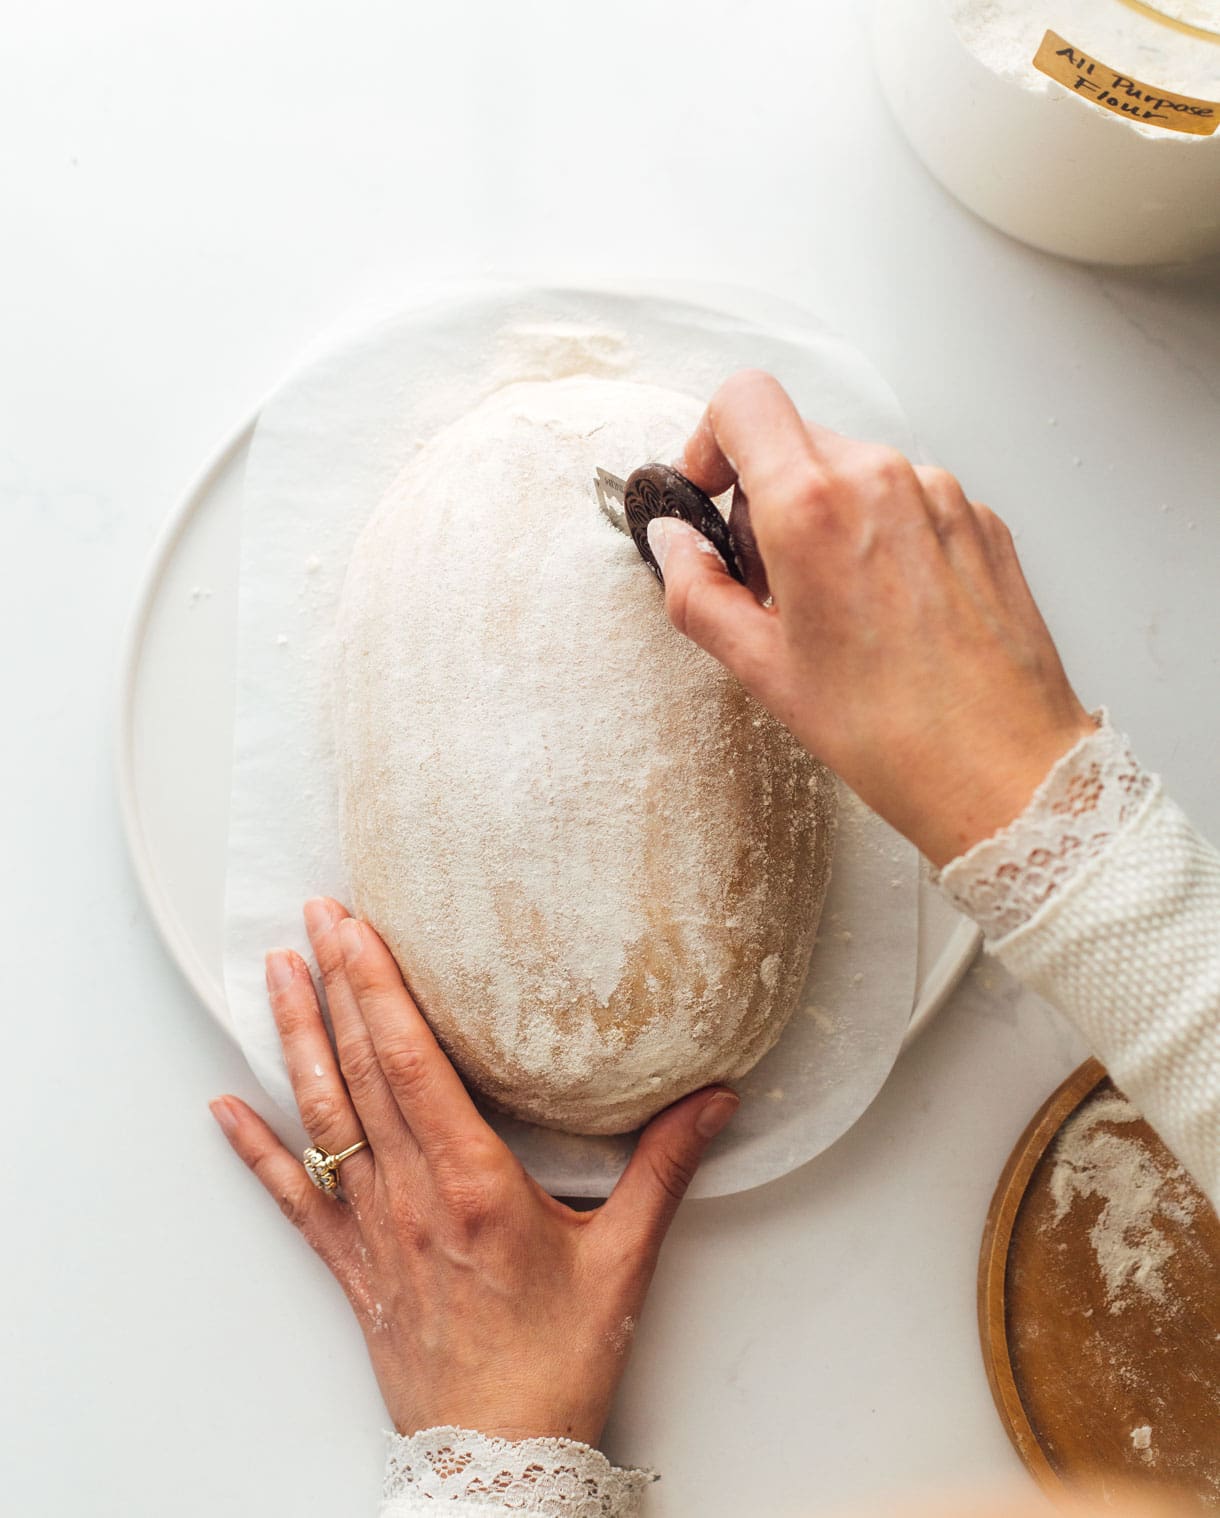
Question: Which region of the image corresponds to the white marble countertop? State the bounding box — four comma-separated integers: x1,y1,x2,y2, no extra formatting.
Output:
4,3,1217,1514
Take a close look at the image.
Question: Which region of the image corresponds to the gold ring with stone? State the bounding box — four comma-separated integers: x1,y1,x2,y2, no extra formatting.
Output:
302,1139,369,1195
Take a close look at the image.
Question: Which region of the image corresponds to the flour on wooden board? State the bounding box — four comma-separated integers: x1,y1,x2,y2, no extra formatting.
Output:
1047,1093,1199,1313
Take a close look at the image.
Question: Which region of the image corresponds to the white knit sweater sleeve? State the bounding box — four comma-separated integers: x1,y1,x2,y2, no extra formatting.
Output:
939,715,1220,1209
379,1426,655,1517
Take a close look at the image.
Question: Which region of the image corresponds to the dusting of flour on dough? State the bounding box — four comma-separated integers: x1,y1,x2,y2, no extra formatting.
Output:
334,353,835,1134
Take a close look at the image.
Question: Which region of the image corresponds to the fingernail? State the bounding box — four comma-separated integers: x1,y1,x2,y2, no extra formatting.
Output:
209,1097,239,1137
338,916,364,963
695,1091,739,1140
304,897,341,936
647,517,678,573
265,949,295,992
647,516,708,576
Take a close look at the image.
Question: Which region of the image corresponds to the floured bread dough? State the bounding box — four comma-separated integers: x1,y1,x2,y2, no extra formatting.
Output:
334,375,836,1134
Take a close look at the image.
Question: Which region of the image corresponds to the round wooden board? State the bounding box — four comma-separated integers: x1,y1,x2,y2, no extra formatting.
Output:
979,1059,1220,1504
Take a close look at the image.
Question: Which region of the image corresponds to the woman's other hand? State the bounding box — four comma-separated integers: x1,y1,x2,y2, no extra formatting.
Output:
649,370,1095,867
209,898,737,1445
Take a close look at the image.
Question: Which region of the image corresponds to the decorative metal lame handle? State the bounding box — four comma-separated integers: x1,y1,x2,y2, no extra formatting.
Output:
622,464,744,585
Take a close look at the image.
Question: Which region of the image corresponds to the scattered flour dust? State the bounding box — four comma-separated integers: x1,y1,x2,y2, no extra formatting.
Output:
488,321,633,390
607,1316,636,1354
1131,1424,1153,1451
1048,1094,1199,1313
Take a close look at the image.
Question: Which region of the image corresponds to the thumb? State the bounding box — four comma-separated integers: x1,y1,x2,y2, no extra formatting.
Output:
599,1086,739,1254
646,517,779,694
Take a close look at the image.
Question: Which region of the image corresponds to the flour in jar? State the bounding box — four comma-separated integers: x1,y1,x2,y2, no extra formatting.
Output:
950,0,1220,99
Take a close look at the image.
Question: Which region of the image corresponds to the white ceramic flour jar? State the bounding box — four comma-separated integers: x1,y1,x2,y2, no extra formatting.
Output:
870,0,1220,263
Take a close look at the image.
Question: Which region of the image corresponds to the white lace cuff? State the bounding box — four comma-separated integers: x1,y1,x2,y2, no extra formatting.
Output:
936,711,1157,945
380,1426,656,1516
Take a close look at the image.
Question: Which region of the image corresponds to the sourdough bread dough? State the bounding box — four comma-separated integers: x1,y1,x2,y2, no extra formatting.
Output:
334,375,835,1134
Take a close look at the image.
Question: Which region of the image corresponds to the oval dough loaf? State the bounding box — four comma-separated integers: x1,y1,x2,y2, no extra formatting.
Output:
335,375,836,1134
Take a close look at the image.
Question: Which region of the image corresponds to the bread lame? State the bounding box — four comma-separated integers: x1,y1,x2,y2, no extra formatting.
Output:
594,463,745,585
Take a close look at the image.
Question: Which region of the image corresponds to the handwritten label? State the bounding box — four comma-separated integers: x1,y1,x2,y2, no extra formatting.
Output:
1032,29,1220,136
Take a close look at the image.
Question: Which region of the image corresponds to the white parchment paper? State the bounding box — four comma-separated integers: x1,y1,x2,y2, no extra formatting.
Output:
224,282,921,1198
